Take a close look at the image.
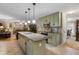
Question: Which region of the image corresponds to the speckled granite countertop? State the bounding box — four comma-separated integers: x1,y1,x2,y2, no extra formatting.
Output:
18,32,48,41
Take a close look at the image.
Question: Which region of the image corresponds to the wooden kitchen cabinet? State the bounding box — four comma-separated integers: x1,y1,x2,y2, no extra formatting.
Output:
26,39,46,55
48,33,61,46
48,26,62,46
18,32,47,55
76,20,79,41
18,34,26,53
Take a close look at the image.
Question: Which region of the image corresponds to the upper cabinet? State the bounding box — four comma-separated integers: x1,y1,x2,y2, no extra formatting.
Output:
39,12,62,27
38,11,62,32
38,12,62,46
46,15,50,24
50,12,61,27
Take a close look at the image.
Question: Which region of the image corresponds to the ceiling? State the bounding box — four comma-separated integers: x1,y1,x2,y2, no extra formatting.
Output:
0,3,79,22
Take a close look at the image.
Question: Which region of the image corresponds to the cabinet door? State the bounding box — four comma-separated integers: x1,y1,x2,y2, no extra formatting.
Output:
40,18,43,28
50,14,54,27
48,33,52,44
18,35,26,53
18,35,23,48
40,17,45,31
46,15,51,24
53,12,59,26
32,40,46,55
51,34,57,46
48,33,61,46
26,39,33,55
48,33,57,46
56,34,61,45
50,12,61,27
22,37,26,53
52,33,62,46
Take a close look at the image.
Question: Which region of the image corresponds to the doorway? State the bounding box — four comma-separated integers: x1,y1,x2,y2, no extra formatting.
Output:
66,18,76,40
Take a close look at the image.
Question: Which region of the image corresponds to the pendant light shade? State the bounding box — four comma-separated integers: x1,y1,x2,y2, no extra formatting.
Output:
27,8,31,24
32,20,36,24
25,11,27,13
25,11,27,20
27,21,31,24
32,3,36,24
25,22,27,25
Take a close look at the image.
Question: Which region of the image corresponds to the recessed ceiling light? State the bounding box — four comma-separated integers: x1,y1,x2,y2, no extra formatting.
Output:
67,10,77,14
20,22,23,24
67,18,72,21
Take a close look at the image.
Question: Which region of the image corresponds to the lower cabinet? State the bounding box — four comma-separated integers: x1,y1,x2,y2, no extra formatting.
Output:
18,34,26,53
26,39,33,54
18,33,46,55
26,39,46,55
48,33,62,46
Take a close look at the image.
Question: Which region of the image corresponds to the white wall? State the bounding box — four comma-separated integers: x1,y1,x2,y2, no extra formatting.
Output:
62,13,67,44
66,17,79,40
67,21,76,36
0,14,26,29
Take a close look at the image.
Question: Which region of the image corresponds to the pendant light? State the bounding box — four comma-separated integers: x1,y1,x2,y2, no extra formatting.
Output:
25,11,28,25
25,11,28,20
25,22,27,25
32,3,36,24
27,8,31,24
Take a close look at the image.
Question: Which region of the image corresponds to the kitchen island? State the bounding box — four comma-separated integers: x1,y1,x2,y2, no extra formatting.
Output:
17,32,47,55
